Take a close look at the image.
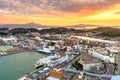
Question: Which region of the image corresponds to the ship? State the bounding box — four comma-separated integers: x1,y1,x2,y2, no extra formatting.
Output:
35,55,57,69
35,54,68,69
38,48,52,54
35,60,45,69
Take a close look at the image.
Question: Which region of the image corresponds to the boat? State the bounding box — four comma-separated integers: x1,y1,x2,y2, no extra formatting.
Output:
38,48,52,54
35,55,56,68
35,54,68,68
35,62,45,69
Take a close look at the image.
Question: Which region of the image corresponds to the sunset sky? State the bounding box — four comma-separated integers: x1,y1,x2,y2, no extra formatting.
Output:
0,0,120,26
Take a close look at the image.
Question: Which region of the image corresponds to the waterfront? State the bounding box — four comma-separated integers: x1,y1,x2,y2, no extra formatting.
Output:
0,45,13,51
0,51,46,80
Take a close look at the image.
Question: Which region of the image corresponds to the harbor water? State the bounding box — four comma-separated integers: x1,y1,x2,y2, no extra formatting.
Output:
0,51,46,80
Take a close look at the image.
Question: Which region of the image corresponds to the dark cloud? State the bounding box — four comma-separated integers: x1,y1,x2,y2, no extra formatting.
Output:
0,0,120,15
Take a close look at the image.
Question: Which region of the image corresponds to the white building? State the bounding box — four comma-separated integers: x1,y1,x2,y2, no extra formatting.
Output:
79,53,102,71
88,49,115,63
0,36,17,43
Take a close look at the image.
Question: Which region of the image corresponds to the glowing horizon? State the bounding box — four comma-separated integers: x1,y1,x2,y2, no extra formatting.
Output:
0,0,120,26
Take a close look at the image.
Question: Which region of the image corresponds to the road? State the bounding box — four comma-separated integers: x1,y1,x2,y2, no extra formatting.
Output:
106,64,115,75
72,73,79,80
101,63,115,80
63,54,81,68
62,54,81,80
62,68,112,78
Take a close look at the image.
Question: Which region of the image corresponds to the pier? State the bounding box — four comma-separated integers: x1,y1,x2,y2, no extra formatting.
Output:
17,53,81,80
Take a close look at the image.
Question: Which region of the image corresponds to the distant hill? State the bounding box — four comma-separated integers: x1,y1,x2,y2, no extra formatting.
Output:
0,23,49,29
0,23,120,37
8,27,120,37
0,23,102,29
39,27,86,34
9,28,39,35
0,28,9,31
8,27,85,35
90,27,120,37
0,23,120,30
0,28,9,35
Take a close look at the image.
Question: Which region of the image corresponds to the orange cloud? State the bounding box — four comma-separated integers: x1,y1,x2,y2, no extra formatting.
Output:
0,0,120,26
0,14,30,24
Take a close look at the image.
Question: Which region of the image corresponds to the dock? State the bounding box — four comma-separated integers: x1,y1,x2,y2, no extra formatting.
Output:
17,53,81,80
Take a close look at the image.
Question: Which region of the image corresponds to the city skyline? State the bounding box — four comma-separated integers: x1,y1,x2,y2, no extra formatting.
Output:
0,0,120,26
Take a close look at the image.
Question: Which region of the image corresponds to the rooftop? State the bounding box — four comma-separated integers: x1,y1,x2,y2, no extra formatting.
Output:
79,53,102,64
25,67,50,79
111,75,120,80
93,47,108,55
47,76,60,80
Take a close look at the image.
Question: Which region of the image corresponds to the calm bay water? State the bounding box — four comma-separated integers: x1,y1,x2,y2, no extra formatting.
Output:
0,51,46,80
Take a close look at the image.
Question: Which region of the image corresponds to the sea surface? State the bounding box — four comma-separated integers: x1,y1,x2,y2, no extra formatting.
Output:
0,51,46,80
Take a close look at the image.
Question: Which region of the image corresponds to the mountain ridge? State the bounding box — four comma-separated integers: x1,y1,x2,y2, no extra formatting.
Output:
0,23,120,29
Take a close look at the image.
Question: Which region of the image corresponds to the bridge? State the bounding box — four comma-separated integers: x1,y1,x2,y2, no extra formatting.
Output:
62,68,113,79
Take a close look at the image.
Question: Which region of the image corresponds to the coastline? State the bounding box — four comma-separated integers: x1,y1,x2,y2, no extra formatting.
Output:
0,49,38,57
